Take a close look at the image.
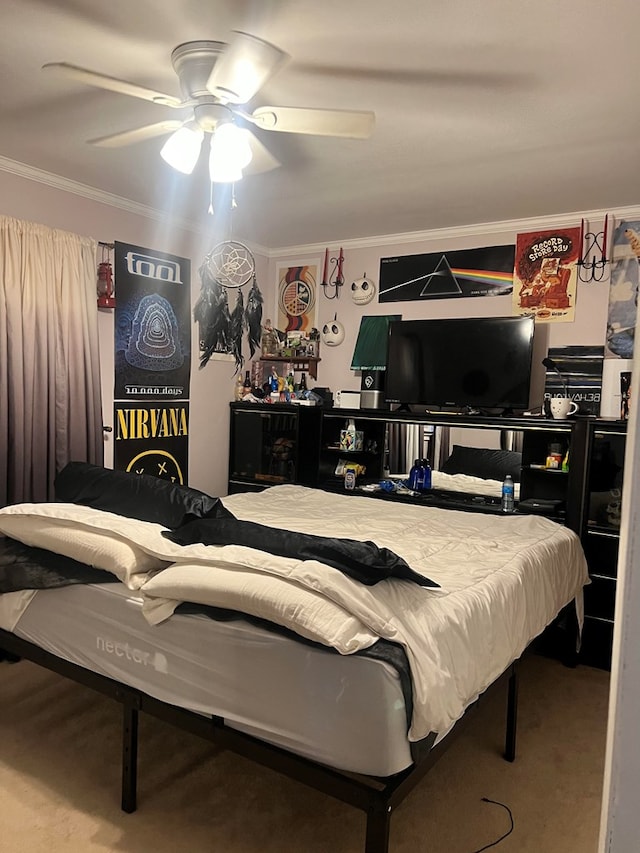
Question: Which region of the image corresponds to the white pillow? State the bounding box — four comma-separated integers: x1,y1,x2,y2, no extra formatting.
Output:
0,510,167,589
141,562,379,654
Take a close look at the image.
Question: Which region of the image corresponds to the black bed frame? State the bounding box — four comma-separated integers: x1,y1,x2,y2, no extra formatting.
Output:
0,627,518,853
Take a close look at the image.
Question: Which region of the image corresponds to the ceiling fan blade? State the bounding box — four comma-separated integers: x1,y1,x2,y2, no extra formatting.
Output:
42,62,184,108
244,130,281,175
87,121,184,148
206,30,289,105
248,106,375,139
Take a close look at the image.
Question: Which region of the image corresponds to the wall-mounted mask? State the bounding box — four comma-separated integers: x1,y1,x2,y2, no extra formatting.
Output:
321,317,345,346
351,274,377,305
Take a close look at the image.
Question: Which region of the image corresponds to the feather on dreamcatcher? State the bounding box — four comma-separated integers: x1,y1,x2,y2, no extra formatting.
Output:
194,241,264,373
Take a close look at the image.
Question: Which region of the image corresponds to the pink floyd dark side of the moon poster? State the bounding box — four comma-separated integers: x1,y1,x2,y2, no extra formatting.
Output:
379,245,515,303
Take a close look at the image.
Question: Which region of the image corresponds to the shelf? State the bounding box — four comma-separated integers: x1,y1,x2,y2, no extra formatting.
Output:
587,523,621,537
260,356,321,380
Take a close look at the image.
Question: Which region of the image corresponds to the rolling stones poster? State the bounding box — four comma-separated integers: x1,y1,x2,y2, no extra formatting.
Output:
113,242,191,482
512,227,580,323
606,219,640,359
379,245,515,302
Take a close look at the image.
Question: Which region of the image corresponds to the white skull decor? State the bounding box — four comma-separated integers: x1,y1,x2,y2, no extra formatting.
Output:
321,317,345,347
351,274,377,305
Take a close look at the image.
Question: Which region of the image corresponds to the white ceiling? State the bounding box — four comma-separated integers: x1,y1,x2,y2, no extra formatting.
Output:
1,0,638,249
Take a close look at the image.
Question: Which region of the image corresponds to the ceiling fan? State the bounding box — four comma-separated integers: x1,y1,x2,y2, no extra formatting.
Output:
42,32,375,183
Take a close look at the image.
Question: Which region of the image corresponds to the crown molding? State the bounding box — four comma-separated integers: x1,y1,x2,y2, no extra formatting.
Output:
268,205,640,258
0,155,206,235
1,155,636,260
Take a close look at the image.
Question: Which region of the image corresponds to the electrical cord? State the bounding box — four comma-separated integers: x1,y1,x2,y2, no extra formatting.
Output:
470,797,514,852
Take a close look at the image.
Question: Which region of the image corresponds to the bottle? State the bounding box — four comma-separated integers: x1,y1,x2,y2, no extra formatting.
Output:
501,474,515,513
243,370,252,396
299,372,308,393
421,458,432,491
408,458,425,491
234,373,244,401
261,319,278,357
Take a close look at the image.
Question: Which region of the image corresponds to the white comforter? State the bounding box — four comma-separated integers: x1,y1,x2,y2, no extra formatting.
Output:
0,485,588,742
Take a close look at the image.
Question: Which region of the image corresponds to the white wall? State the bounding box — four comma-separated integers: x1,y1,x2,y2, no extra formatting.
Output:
268,219,618,408
2,162,637,496
0,166,268,497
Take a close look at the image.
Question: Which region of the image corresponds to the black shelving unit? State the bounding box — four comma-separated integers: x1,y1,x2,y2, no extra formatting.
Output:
573,419,627,670
228,402,321,494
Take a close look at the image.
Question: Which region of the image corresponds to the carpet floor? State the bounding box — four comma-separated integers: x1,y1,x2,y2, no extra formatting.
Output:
0,652,609,853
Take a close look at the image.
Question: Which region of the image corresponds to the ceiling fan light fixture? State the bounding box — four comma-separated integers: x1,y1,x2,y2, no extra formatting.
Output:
206,31,289,104
209,123,253,183
160,122,204,174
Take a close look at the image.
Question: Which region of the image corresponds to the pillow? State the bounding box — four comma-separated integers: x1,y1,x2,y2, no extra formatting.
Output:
54,461,231,529
0,507,167,589
163,517,440,588
440,445,522,482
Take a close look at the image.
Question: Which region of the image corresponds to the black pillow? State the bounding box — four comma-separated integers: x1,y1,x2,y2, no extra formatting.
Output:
440,445,522,482
163,517,440,588
54,461,231,529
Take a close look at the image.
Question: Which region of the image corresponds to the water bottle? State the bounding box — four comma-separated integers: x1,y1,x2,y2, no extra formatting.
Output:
408,459,425,491
501,474,515,513
421,458,432,490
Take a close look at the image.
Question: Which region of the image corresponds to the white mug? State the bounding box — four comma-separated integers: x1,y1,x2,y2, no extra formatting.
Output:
549,397,579,419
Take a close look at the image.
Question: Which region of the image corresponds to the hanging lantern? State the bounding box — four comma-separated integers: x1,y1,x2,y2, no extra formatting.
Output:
97,249,115,309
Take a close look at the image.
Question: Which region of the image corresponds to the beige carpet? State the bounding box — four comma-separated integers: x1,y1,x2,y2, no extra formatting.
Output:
0,653,609,853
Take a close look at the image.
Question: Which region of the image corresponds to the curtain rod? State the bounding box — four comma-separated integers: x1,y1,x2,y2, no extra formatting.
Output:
98,241,114,249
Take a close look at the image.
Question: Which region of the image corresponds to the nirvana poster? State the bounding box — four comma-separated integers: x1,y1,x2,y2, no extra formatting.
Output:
114,242,191,399
113,242,191,481
512,227,580,323
379,245,515,303
113,401,189,485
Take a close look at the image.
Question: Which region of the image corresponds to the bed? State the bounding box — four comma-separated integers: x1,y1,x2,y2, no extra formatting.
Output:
0,462,589,853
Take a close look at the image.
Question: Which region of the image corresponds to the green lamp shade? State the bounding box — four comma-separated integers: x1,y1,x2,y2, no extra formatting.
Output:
350,314,401,371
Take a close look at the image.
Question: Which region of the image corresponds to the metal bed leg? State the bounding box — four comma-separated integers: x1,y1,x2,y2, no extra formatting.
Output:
121,702,139,813
365,801,392,853
504,665,518,762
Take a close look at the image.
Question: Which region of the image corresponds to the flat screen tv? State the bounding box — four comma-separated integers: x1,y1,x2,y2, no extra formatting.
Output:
385,315,535,412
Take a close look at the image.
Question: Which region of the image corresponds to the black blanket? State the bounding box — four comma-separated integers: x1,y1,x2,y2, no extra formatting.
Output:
163,517,439,588
0,537,118,593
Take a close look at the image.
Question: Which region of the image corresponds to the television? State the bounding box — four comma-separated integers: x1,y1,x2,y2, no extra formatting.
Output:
385,316,535,412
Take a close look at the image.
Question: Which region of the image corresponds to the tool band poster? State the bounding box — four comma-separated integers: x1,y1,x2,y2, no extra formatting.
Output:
379,245,515,302
114,241,191,399
113,241,191,482
512,227,580,323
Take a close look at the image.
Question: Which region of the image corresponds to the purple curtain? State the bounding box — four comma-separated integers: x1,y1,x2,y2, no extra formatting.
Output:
0,216,103,505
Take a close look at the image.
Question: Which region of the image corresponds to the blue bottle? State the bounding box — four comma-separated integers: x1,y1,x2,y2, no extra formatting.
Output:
421,458,432,491
408,459,425,491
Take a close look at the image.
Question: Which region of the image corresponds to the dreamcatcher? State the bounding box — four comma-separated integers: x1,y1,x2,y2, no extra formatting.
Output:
194,240,263,372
